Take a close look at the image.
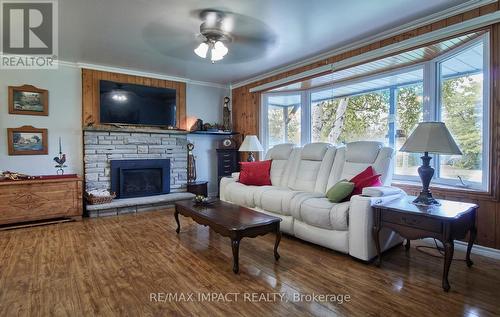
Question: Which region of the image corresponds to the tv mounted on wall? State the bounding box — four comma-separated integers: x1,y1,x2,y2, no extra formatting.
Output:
99,80,176,127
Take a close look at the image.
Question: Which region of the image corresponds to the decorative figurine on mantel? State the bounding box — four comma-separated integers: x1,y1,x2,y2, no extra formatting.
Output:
53,137,67,175
187,142,197,182
222,96,231,131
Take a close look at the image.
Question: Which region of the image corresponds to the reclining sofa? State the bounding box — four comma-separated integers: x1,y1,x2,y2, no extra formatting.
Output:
220,141,406,261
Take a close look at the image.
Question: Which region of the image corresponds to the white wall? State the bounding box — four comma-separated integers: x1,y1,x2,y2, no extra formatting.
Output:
186,83,231,195
0,65,83,175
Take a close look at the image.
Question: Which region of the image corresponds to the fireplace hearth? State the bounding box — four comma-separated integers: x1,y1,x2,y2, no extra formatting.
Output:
111,159,170,198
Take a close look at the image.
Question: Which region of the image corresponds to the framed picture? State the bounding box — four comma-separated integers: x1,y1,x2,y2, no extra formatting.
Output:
7,126,48,155
8,85,49,116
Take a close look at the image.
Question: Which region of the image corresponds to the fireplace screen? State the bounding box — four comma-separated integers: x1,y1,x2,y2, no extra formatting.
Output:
121,168,162,197
110,159,170,198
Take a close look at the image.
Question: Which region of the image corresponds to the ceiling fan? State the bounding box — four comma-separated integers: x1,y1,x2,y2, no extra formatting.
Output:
192,9,276,64
194,10,231,63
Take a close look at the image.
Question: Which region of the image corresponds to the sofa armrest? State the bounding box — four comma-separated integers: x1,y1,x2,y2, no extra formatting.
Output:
219,174,238,201
348,188,406,261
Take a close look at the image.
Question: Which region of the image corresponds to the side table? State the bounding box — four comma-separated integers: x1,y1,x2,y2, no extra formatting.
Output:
373,196,477,292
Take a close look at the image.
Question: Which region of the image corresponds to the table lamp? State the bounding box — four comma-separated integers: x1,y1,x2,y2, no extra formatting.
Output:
239,135,263,162
400,122,462,206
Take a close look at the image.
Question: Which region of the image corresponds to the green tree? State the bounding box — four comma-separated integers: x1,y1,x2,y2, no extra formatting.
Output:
441,76,482,169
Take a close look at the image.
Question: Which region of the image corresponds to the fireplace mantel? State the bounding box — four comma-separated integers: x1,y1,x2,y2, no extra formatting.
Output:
83,125,189,135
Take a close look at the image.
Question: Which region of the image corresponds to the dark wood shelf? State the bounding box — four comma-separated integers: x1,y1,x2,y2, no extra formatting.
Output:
189,131,239,136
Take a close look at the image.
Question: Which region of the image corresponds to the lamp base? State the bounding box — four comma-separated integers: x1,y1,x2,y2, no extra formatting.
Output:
412,191,440,206
413,152,440,206
247,152,255,162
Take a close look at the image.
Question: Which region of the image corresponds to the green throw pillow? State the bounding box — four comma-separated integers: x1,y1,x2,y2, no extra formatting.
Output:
326,180,355,203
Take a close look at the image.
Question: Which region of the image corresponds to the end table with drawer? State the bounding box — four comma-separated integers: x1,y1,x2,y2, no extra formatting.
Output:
372,196,478,292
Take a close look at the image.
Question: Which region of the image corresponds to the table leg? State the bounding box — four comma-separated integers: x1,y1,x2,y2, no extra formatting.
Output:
442,239,454,292
466,226,477,268
405,239,411,252
174,209,180,234
231,239,240,274
274,227,281,261
372,226,382,267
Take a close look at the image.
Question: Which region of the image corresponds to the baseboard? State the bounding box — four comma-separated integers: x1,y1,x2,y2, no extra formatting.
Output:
421,238,500,260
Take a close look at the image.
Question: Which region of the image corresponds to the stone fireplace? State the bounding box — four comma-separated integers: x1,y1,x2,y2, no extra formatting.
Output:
83,127,192,217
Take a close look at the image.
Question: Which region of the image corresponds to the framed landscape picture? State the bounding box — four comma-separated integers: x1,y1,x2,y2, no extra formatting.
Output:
8,85,49,116
7,126,48,155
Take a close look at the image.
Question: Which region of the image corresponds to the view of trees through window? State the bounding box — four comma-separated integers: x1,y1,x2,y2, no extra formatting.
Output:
263,36,488,188
311,91,389,144
440,74,483,183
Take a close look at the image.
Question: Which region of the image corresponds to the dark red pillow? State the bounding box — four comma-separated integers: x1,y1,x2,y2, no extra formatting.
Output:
350,166,376,185
239,160,272,186
351,174,382,195
349,166,382,196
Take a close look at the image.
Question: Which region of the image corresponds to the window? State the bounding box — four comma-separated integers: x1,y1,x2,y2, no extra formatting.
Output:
261,32,490,190
437,40,487,186
263,94,302,149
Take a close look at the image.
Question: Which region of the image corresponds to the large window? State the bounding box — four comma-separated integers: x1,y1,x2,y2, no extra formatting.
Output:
261,32,490,190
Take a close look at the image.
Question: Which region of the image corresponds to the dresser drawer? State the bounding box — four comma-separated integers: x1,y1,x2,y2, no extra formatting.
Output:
381,210,442,233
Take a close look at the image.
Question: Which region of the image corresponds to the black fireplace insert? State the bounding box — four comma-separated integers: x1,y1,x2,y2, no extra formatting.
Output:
110,159,170,198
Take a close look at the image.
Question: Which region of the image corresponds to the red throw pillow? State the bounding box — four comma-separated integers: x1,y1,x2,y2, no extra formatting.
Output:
350,166,376,185
239,160,272,186
351,174,382,195
349,166,382,196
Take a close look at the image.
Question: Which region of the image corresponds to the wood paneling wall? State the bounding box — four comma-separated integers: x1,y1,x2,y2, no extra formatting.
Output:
82,69,187,129
231,3,500,249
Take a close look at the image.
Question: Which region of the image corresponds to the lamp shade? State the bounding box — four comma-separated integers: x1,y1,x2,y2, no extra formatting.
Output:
239,135,264,152
400,122,462,155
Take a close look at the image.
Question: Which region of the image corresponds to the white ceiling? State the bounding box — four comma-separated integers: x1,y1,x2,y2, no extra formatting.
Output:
59,0,472,85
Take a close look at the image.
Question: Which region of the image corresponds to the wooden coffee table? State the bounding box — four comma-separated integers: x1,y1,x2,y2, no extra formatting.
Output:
174,199,282,274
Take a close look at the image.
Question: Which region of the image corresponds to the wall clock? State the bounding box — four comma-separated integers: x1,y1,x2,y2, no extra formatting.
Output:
219,137,237,149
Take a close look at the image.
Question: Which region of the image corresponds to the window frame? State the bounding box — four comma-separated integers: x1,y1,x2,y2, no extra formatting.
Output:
260,33,490,191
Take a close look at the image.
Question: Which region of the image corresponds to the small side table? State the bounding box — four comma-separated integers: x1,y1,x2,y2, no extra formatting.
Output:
373,196,477,292
187,181,208,197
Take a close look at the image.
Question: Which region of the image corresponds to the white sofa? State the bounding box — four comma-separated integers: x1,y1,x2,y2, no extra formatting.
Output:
220,141,405,261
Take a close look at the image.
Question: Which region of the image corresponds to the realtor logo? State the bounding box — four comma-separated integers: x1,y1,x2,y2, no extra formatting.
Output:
1,0,58,69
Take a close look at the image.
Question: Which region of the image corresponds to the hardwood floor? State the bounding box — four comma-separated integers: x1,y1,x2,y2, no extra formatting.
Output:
0,209,499,317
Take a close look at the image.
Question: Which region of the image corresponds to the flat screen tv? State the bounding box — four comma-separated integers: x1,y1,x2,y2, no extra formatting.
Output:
99,80,176,127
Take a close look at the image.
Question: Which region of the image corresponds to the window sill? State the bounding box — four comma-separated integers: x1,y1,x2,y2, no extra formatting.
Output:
391,179,495,201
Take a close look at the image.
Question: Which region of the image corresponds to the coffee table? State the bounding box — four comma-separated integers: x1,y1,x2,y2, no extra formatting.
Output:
174,199,282,274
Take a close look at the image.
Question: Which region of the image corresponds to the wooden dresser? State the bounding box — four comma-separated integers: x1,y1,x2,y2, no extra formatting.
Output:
0,176,83,225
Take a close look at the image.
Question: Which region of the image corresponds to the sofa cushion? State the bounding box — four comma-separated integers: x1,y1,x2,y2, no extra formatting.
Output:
256,188,303,216
289,143,331,192
224,182,271,208
345,141,382,164
239,160,272,186
265,143,295,186
296,198,349,231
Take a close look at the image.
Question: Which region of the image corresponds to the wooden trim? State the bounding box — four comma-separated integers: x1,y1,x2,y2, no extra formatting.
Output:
7,126,48,156
81,69,187,129
8,85,49,116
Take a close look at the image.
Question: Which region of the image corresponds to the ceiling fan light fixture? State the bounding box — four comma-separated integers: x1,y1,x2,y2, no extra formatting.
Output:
194,42,209,58
213,41,228,57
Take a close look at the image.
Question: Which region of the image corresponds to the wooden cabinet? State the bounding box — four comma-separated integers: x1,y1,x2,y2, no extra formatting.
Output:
216,149,240,194
0,176,83,225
